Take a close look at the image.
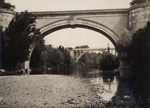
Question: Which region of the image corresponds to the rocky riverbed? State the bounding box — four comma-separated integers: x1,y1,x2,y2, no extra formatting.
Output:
0,75,106,108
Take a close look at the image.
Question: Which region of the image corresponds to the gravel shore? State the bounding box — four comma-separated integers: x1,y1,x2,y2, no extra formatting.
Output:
0,75,105,108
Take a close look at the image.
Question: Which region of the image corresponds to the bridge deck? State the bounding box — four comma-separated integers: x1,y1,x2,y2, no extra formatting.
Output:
30,8,128,16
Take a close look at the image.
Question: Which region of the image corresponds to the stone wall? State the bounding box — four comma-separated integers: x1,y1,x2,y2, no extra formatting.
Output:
0,9,15,30
129,2,150,32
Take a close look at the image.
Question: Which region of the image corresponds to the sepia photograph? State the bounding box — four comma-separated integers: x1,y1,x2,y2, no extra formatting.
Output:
0,0,150,107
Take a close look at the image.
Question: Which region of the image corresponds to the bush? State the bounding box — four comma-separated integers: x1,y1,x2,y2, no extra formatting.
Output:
100,52,119,71
129,21,150,96
126,21,150,106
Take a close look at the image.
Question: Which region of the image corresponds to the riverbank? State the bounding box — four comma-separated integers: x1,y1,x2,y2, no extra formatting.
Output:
0,75,105,108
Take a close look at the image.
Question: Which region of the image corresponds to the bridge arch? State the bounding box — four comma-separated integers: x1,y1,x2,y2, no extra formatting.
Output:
27,18,119,73
74,48,116,63
38,19,119,46
75,51,96,63
75,51,87,63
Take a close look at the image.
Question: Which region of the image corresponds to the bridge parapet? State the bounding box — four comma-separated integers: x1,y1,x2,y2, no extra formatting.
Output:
32,8,129,45
31,9,128,17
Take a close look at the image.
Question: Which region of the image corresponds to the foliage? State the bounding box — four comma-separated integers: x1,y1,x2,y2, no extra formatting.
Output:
45,45,55,67
75,45,102,70
30,45,44,69
115,30,132,63
130,0,147,5
54,50,65,64
129,21,150,98
30,44,73,75
74,45,102,70
0,0,15,9
4,11,41,71
75,45,89,48
100,52,119,71
79,52,102,69
58,45,65,53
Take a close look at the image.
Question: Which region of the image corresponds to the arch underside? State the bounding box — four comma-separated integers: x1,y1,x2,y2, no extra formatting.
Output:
29,19,119,70
75,51,91,63
39,19,119,47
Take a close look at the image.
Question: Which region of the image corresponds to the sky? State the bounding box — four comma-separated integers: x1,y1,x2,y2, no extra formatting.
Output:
5,0,132,48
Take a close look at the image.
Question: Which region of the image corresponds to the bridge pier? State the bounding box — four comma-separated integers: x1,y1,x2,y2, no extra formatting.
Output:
74,51,77,60
24,43,36,74
119,60,131,78
115,50,117,56
69,50,74,59
24,60,31,74
78,51,81,59
77,51,79,59
110,49,113,54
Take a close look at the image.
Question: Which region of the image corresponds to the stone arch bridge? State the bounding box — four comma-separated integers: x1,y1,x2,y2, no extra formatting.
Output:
22,8,129,72
69,48,116,63
32,9,128,44
1,1,150,73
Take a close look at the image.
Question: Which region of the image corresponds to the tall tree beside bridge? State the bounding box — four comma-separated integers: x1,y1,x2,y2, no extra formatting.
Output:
129,21,150,106
4,11,42,71
115,30,132,65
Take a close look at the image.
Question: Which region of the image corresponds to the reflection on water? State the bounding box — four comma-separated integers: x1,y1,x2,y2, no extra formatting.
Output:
87,70,120,101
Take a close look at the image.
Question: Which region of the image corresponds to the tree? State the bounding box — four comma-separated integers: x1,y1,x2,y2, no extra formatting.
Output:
30,44,46,69
64,49,73,74
54,50,65,64
75,45,89,48
100,52,119,71
31,44,74,74
39,50,48,73
130,0,147,5
116,30,132,64
45,45,55,68
129,21,150,106
4,11,41,71
0,0,15,10
58,45,64,53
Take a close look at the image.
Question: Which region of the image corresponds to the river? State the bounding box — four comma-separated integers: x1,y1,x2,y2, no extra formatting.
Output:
82,69,120,102
87,70,120,101
31,68,137,107
83,69,138,107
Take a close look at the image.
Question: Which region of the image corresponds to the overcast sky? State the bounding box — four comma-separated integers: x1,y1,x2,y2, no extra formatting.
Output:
5,0,132,48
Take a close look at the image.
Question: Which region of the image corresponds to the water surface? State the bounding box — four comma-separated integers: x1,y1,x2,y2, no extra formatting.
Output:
86,69,120,101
